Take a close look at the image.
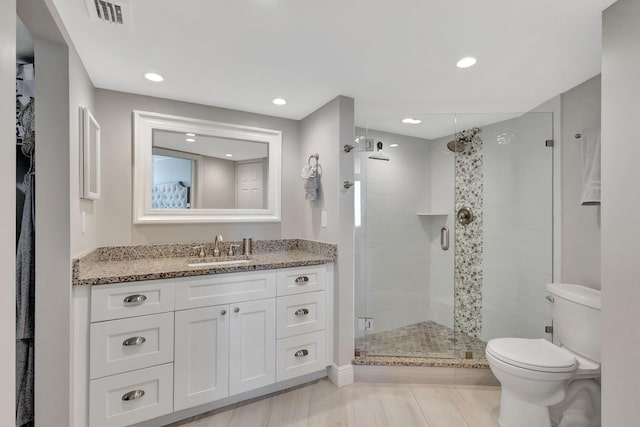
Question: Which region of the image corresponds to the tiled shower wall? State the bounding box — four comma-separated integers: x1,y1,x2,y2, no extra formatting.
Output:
355,128,432,335
481,113,553,342
428,114,554,343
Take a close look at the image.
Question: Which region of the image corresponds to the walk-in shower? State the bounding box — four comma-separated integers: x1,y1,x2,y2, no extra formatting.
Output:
354,113,553,362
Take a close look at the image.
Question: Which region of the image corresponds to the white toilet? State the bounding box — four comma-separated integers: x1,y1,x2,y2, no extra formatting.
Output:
486,283,601,427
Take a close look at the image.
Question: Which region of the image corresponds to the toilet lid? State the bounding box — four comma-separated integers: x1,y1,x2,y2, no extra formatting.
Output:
486,338,578,373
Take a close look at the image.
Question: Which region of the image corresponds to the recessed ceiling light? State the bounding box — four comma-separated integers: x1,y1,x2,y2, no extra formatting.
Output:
272,98,287,106
456,57,477,68
389,144,399,147
225,154,233,157
144,72,164,82
402,118,422,124
185,138,195,142
185,133,195,137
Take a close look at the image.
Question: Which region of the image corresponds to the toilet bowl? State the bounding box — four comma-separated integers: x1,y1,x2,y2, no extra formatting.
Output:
486,283,602,427
486,338,600,427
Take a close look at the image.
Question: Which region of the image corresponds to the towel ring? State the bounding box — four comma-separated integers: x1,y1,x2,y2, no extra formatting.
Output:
308,153,320,165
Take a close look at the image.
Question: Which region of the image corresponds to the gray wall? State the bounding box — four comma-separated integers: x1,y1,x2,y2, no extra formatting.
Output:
70,47,96,257
602,1,640,425
0,0,16,423
561,75,601,289
299,96,355,368
94,89,301,245
33,38,73,427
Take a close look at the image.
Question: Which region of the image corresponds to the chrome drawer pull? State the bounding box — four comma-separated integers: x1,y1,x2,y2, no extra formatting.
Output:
295,308,310,316
294,349,309,358
121,390,145,401
294,276,309,284
220,309,227,316
123,294,147,305
122,336,146,347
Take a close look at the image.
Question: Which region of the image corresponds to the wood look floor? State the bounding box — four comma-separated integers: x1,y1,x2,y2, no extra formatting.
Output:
172,379,501,427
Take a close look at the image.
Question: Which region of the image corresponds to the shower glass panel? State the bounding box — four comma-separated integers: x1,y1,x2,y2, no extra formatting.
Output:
354,111,554,362
452,113,554,359
354,114,458,359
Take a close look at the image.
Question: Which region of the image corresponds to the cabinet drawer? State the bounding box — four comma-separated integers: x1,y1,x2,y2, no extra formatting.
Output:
89,363,173,427
276,331,326,382
91,280,175,322
276,266,326,296
90,312,174,379
276,291,326,339
175,271,276,310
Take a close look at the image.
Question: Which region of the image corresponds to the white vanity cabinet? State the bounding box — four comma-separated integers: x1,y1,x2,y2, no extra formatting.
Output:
89,282,176,427
174,304,230,411
87,264,332,427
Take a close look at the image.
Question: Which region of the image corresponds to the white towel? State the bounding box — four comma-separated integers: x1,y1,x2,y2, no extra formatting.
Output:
580,128,601,205
302,164,319,201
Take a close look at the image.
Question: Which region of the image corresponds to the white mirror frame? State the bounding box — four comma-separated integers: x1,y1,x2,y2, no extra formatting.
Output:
133,110,282,223
81,106,101,200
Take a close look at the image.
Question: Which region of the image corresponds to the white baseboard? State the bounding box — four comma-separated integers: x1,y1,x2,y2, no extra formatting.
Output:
328,363,354,387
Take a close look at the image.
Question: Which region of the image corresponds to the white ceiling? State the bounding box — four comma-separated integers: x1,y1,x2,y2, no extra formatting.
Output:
50,0,615,138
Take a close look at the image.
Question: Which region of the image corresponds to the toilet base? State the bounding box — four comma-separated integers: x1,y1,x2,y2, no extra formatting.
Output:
498,389,552,427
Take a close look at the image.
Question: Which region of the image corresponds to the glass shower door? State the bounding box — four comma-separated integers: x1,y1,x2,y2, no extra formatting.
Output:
354,114,457,359
452,113,554,359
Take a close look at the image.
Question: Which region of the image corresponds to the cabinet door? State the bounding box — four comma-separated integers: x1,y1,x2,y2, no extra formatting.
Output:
174,305,229,411
229,299,276,395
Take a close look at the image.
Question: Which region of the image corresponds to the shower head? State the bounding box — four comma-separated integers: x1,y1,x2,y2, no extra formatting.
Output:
447,139,466,152
369,141,390,161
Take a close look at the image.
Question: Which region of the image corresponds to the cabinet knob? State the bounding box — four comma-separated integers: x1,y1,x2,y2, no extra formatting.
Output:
295,276,309,284
294,308,310,316
234,307,240,313
294,349,309,358
122,336,146,347
220,309,227,316
121,389,145,401
123,294,147,305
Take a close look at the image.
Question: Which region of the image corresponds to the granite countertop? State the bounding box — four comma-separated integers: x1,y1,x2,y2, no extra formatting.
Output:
73,239,336,286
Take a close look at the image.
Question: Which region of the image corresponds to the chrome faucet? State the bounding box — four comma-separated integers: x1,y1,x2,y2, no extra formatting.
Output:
213,234,223,257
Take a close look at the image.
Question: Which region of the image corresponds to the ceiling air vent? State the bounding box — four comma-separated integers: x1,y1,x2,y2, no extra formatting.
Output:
86,0,130,26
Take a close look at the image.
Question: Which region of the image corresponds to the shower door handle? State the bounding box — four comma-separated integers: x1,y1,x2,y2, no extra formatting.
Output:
440,227,449,251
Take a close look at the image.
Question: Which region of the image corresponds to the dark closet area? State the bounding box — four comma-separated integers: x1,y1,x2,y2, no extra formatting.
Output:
16,17,35,427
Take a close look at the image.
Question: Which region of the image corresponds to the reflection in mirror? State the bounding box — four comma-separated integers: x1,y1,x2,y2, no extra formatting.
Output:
133,111,281,223
151,130,268,209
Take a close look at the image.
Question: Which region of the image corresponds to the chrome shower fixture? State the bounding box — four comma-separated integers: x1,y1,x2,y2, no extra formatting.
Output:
369,141,390,161
447,127,482,152
447,139,466,152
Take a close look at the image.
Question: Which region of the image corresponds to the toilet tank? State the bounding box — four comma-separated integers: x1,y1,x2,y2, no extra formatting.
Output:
547,283,601,363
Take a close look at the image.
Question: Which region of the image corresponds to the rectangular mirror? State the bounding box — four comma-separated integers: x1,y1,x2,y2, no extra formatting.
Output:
133,111,281,223
81,106,101,200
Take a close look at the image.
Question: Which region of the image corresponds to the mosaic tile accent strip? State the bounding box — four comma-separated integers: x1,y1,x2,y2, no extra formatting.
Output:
454,127,484,338
354,320,487,360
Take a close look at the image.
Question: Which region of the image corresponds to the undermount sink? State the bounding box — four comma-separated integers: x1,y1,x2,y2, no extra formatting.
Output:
187,255,251,268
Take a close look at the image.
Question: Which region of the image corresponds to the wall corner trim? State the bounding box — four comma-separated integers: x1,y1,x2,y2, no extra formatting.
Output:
328,364,354,387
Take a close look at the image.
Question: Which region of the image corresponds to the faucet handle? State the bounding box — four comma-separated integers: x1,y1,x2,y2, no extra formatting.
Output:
213,235,224,257
228,244,241,256
192,246,205,258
